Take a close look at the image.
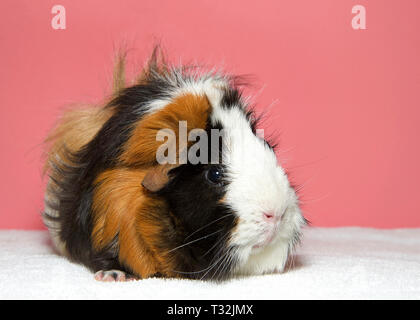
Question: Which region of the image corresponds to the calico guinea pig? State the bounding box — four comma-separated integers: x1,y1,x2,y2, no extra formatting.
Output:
43,49,306,282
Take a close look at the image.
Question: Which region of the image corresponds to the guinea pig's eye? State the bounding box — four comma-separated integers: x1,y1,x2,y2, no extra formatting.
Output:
206,167,223,185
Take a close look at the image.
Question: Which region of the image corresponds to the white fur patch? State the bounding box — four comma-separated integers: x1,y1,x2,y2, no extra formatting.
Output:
210,105,304,275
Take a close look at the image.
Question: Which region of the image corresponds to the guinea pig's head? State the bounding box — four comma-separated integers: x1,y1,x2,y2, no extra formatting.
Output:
91,62,305,281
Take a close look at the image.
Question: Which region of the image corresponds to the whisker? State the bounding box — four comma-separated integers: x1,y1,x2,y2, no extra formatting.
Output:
197,241,230,280
166,229,223,254
210,254,227,281
171,250,229,276
201,231,229,258
199,249,230,280
184,213,233,241
298,192,331,204
294,172,320,193
211,247,234,281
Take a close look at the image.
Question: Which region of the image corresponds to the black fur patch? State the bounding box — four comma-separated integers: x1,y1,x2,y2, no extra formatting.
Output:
155,118,238,281
158,164,237,281
220,87,242,109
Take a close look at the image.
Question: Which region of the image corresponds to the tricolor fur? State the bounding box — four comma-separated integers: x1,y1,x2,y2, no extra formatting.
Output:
43,49,306,281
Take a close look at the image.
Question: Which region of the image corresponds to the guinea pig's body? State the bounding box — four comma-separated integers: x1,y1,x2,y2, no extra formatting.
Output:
43,50,306,281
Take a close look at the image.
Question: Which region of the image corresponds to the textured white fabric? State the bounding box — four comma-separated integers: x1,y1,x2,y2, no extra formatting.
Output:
0,227,419,300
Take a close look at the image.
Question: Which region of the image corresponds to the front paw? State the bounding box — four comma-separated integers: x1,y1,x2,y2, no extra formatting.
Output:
94,270,138,282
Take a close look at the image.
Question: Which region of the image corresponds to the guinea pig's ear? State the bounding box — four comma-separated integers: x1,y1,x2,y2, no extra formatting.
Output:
141,164,178,192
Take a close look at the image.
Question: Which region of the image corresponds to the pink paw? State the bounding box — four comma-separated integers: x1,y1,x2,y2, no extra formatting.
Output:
94,270,138,282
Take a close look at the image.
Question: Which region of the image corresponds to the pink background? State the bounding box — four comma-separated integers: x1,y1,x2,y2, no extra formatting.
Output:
0,0,419,229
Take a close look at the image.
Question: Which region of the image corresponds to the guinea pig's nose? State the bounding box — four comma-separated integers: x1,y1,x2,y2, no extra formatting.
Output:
263,212,276,222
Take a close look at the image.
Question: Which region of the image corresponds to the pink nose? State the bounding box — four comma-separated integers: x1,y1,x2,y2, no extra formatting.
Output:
263,212,276,222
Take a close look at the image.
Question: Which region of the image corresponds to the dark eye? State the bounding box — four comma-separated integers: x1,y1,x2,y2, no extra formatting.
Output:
206,167,223,184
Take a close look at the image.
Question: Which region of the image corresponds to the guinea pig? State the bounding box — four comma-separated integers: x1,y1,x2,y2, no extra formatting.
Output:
42,48,306,282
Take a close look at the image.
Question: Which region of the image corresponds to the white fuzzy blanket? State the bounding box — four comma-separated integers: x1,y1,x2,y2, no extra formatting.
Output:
1,228,419,300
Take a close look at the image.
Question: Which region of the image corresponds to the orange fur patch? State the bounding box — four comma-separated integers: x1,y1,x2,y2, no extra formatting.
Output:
119,93,211,166
92,168,182,278
92,168,159,277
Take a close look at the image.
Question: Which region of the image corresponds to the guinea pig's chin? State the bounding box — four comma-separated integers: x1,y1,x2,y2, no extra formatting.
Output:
231,238,292,276
231,221,303,276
